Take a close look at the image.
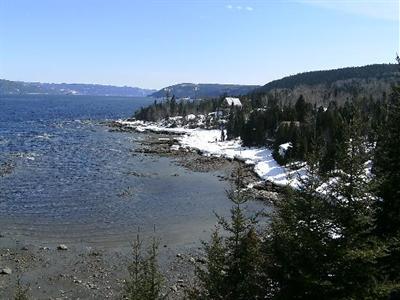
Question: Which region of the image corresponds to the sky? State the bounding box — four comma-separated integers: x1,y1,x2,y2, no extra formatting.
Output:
0,0,399,89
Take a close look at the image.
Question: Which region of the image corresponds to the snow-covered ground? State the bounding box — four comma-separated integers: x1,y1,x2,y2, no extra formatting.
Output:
118,120,189,134
179,129,305,187
116,119,305,188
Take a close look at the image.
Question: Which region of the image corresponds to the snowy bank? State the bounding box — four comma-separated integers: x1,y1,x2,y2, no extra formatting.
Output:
178,129,305,188
116,119,305,188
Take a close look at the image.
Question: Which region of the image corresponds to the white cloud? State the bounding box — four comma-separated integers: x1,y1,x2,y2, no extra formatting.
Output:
300,0,399,21
225,4,254,12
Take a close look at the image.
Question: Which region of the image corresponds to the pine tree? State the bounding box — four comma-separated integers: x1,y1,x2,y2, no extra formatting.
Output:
372,56,400,295
295,95,308,123
187,230,227,299
326,110,387,299
217,190,265,299
319,102,346,173
226,106,236,140
188,169,267,300
374,71,400,236
264,147,338,299
123,233,164,300
265,110,389,299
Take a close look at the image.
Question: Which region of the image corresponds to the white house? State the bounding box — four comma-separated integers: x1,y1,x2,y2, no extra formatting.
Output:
224,97,242,107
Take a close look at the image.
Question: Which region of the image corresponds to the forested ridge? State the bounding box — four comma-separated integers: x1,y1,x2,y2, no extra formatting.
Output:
250,64,399,107
255,63,398,92
150,83,260,99
134,63,397,173
0,79,156,97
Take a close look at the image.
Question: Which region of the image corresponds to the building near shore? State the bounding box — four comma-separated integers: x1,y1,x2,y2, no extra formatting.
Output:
223,97,242,108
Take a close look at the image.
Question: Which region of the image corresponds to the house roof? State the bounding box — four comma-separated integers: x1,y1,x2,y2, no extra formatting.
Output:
224,97,242,107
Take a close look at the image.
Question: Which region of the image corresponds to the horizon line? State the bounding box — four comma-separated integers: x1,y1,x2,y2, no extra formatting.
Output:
1,61,395,91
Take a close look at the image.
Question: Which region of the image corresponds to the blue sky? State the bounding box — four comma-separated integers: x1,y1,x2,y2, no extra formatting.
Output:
0,0,398,89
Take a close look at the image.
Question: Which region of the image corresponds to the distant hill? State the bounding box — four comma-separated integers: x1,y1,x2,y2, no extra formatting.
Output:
150,83,260,99
252,64,400,105
0,79,156,97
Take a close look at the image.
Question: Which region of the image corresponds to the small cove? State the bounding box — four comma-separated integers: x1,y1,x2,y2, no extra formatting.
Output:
0,95,244,248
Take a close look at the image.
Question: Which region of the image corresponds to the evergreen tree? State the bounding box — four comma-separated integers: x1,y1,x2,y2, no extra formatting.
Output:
122,233,164,300
188,230,226,299
188,169,267,300
326,111,387,299
319,102,346,173
265,147,338,299
374,71,400,237
295,95,309,123
372,56,400,295
226,106,236,140
265,111,389,299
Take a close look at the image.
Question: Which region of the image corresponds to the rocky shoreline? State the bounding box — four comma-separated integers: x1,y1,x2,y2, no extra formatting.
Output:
0,231,210,299
110,120,283,202
0,122,281,299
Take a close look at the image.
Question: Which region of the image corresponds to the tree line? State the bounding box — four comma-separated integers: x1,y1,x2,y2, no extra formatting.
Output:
122,71,400,299
253,63,398,92
135,85,389,175
227,92,388,173
134,95,224,122
124,59,400,300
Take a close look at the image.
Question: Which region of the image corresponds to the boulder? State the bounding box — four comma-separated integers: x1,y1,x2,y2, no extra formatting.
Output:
57,244,68,250
1,267,12,275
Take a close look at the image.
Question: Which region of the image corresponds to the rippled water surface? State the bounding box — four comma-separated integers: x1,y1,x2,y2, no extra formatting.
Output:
0,95,234,246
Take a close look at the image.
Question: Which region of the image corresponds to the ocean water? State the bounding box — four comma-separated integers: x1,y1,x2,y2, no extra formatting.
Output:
0,95,233,246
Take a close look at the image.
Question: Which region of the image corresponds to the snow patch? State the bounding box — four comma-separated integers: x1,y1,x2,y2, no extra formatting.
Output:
278,142,292,157
116,119,305,188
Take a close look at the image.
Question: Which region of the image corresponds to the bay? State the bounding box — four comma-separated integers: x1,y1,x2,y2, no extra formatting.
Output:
0,94,233,247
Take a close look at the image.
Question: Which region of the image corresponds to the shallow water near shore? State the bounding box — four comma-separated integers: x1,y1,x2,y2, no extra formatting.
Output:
0,95,268,299
0,95,238,248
